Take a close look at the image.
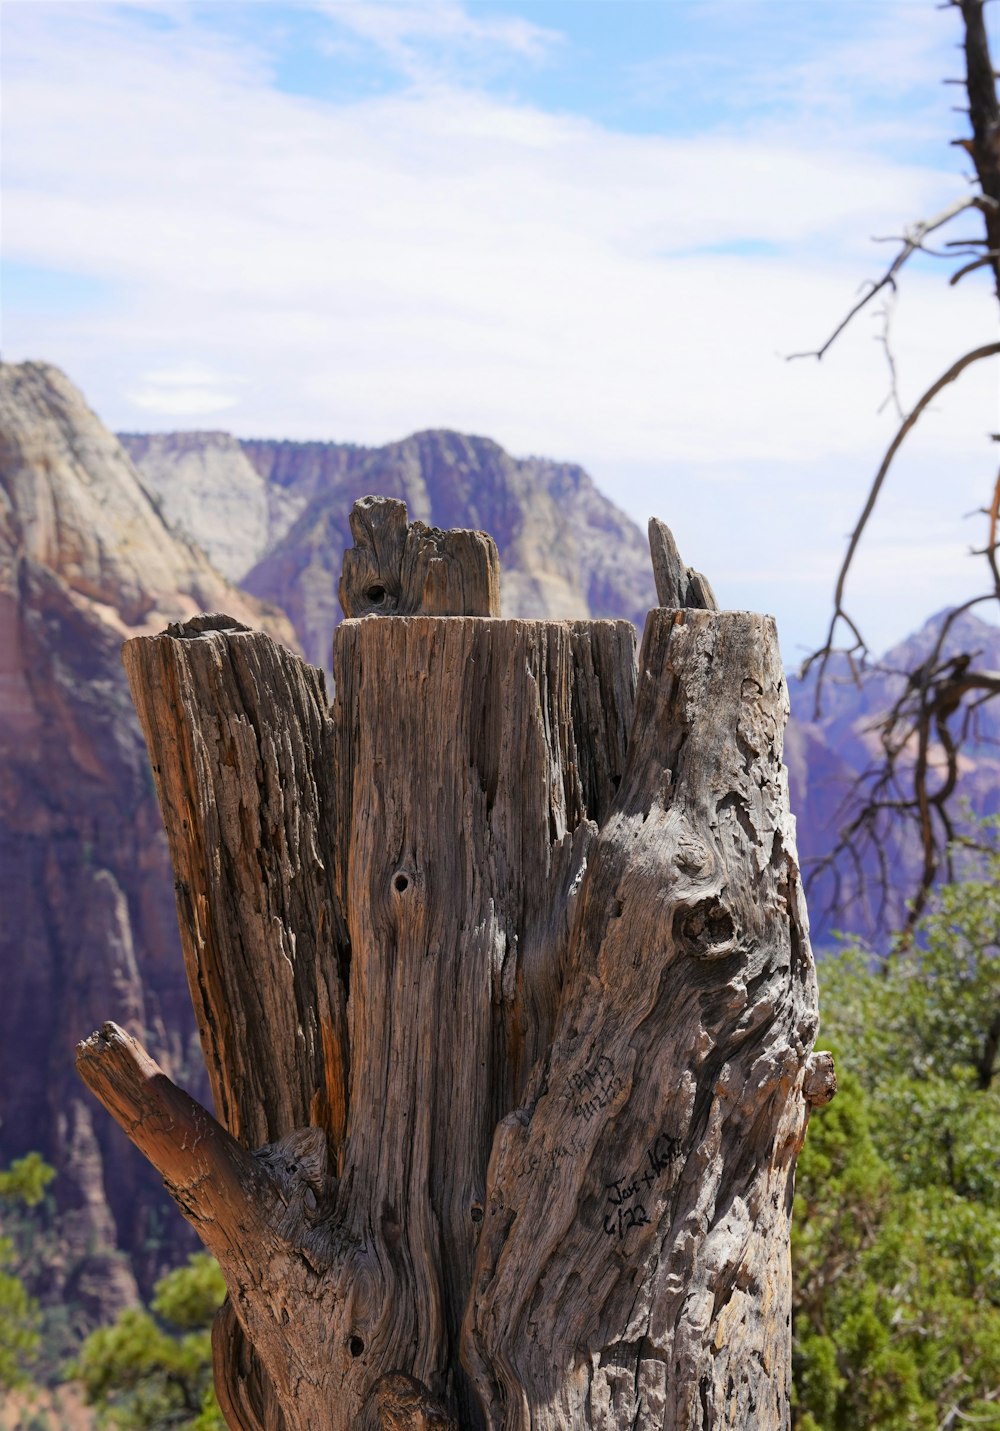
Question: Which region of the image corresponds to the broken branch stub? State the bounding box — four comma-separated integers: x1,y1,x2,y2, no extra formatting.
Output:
80,496,828,1430
648,516,718,611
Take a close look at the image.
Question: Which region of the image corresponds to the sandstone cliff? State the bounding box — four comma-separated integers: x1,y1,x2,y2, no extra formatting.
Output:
117,431,368,583
6,361,999,1347
125,421,1000,947
0,362,297,1326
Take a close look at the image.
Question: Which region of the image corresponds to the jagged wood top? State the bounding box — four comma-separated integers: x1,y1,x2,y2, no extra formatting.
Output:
339,494,501,620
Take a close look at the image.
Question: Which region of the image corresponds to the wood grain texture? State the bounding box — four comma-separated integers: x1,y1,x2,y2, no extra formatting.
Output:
339,495,501,620
75,1022,279,1262
212,1300,286,1431
82,511,827,1429
329,615,637,1426
121,614,350,1153
464,609,817,1430
648,518,718,611
76,1022,351,1429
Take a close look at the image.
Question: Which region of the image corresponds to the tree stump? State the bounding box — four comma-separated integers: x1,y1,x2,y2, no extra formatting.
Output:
78,498,832,1430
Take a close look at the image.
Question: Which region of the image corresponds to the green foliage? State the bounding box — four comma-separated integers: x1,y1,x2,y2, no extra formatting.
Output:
149,1256,226,1334
0,1153,56,1209
793,827,1000,1428
0,1154,56,1389
72,1253,226,1430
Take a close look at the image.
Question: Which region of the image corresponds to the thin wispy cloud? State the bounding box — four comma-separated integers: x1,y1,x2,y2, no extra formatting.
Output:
126,365,241,417
317,0,562,76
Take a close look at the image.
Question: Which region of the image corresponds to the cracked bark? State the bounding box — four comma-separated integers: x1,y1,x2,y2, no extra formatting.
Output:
79,500,830,1429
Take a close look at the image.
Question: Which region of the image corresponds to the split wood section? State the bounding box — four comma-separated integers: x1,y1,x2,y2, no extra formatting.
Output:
80,508,830,1430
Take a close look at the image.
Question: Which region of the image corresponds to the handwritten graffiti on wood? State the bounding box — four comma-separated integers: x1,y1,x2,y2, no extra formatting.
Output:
602,1131,683,1241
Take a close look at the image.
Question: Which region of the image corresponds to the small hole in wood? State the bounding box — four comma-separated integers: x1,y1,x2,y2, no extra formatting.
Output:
470,1203,483,1223
393,872,410,893
365,584,387,603
349,1335,365,1358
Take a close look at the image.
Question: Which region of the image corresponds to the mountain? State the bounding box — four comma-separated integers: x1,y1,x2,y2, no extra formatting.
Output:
124,424,1000,947
116,431,368,584
0,361,297,1333
5,359,999,1352
122,429,657,671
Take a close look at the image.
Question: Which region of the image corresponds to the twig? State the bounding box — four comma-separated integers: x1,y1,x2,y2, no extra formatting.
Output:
787,197,986,362
803,343,1000,713
875,293,905,419
832,344,1000,615
950,252,1000,282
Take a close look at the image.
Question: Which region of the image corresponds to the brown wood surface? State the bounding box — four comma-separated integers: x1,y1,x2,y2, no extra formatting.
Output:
121,613,349,1153
339,494,501,620
80,499,827,1429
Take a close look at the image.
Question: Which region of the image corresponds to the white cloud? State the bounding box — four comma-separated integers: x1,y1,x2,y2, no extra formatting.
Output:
3,0,996,655
126,365,240,416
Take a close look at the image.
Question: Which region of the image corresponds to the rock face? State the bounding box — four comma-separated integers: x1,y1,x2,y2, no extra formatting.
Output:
117,431,368,584
126,428,657,672
0,362,298,1321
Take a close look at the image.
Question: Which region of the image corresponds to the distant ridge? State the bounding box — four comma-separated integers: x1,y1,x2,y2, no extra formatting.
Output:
2,360,998,1342
121,427,657,671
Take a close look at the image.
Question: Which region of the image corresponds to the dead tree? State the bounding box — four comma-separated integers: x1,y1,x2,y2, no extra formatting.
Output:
77,497,833,1430
791,0,1000,933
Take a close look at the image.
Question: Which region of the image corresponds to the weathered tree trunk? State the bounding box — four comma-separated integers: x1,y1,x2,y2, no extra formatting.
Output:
78,499,833,1430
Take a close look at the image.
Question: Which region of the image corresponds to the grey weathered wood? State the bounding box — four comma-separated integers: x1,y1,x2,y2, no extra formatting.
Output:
80,506,827,1430
464,608,816,1428
648,516,718,610
340,494,501,619
121,614,350,1152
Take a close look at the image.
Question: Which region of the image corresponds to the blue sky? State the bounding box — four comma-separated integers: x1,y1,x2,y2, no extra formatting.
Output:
3,0,999,657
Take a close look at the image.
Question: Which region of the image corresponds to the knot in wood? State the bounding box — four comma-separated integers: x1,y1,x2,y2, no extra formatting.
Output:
366,1372,457,1431
339,494,500,618
803,1050,837,1106
253,1126,328,1200
673,896,737,959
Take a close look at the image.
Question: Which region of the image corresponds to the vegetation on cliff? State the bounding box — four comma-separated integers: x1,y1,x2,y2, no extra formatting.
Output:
0,1154,55,1389
71,1255,225,1431
793,827,1000,1427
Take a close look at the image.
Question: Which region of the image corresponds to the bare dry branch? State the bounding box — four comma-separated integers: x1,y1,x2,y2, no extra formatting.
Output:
804,342,1000,715
950,251,1000,282
786,196,987,362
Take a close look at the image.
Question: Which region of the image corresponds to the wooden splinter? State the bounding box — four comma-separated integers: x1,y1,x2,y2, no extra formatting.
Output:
648,515,718,611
